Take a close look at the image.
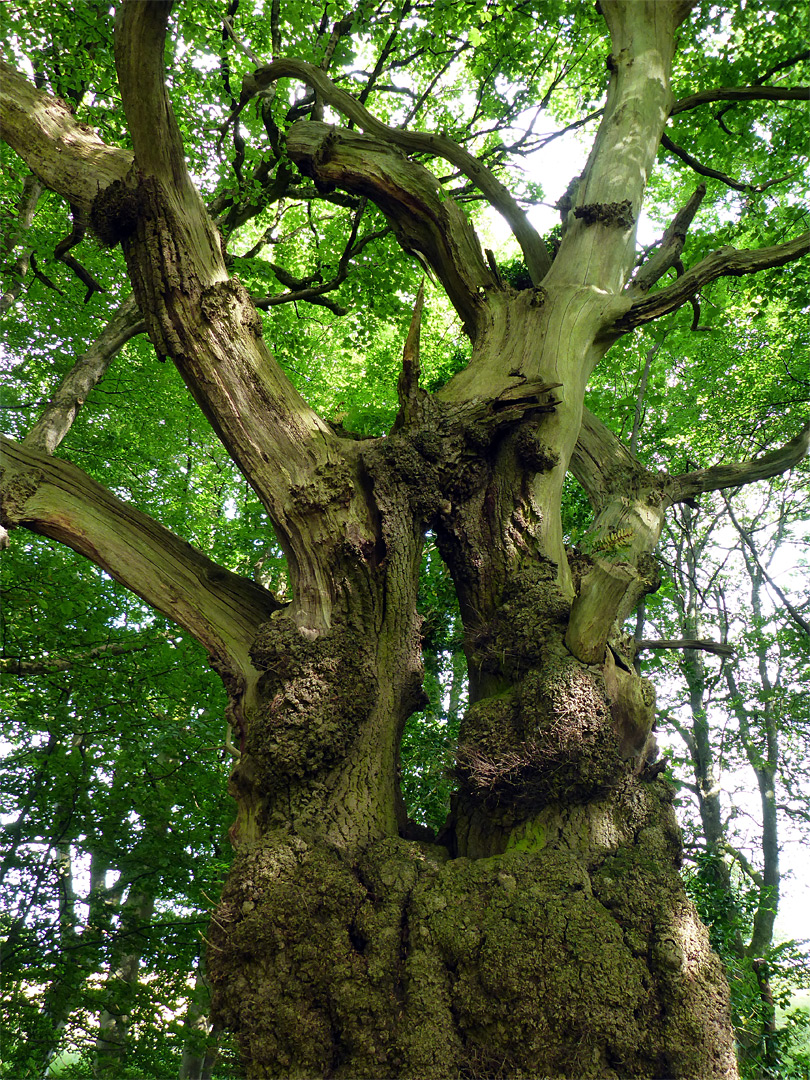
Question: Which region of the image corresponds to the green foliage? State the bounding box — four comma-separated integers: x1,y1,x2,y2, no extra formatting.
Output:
1,542,237,1075
684,859,810,1080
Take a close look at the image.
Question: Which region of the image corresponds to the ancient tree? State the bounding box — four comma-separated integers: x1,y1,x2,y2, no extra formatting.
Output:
2,0,808,1075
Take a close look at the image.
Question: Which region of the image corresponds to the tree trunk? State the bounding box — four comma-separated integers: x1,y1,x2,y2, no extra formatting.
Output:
206,331,738,1078
179,961,219,1080
93,885,156,1079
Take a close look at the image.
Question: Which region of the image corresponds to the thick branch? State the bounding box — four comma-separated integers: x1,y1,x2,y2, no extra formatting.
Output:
565,559,636,664
0,59,132,212
285,120,493,335
570,407,653,513
114,2,371,633
671,85,810,116
670,421,810,502
568,408,668,629
0,436,280,672
114,0,227,279
615,233,810,331
237,58,552,282
24,294,145,455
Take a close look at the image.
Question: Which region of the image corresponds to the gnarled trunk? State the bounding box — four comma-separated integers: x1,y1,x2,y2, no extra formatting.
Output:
206,327,738,1078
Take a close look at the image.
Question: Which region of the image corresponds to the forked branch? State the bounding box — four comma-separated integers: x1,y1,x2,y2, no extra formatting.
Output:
285,120,494,334
660,133,798,194
615,232,810,331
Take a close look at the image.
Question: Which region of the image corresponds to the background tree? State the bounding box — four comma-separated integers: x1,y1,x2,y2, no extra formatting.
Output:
647,483,810,1079
2,0,809,1076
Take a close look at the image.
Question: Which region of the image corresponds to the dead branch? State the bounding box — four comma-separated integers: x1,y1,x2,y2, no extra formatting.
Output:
0,634,173,675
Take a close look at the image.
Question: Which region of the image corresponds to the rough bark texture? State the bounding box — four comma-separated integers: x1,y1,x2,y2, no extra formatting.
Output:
204,388,739,1078
6,0,809,1075
209,796,734,1079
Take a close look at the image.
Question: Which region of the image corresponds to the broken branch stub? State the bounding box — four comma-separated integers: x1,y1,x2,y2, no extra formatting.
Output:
565,558,635,665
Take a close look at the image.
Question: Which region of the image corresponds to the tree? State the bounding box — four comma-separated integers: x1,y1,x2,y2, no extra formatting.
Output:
1,0,808,1075
0,537,237,1076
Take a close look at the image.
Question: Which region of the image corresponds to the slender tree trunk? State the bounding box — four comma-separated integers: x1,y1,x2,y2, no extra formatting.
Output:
724,561,783,1078
179,961,218,1080
93,885,156,1079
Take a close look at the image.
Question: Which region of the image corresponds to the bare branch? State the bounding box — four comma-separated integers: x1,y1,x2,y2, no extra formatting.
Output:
636,639,735,658
0,172,44,315
53,205,106,302
629,184,706,294
29,253,63,295
355,3,409,108
614,232,810,332
234,58,552,282
670,421,810,503
759,48,810,82
723,843,764,888
253,290,349,316
671,85,810,116
23,294,146,455
222,15,261,66
251,212,388,317
659,133,796,193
